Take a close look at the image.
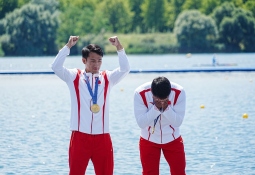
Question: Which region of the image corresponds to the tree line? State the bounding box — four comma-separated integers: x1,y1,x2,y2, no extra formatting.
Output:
0,0,255,56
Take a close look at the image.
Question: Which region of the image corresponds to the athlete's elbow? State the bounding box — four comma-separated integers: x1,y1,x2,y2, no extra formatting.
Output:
51,63,62,73
120,66,130,73
51,63,57,71
51,64,56,72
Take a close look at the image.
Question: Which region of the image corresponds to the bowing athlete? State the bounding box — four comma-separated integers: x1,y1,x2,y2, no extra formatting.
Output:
134,76,186,175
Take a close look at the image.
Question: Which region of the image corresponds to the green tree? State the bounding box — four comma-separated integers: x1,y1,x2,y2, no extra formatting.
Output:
129,0,144,32
0,0,30,20
243,0,255,17
17,0,31,7
0,1,59,56
92,7,111,34
211,2,255,52
93,0,133,33
0,18,4,35
141,0,168,32
211,2,236,28
174,10,218,53
171,0,186,20
200,0,222,15
219,9,255,52
182,0,202,10
57,0,98,48
200,0,248,15
165,0,186,32
31,0,59,13
0,0,17,19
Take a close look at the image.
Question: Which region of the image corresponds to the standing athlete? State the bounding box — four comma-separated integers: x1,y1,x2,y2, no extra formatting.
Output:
51,35,130,175
134,76,186,175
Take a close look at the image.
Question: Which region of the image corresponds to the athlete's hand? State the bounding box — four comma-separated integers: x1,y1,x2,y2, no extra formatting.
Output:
66,36,79,49
109,36,123,51
153,96,169,111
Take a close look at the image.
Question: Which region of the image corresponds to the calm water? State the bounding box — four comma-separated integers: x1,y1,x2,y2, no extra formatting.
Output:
1,52,255,71
0,53,255,175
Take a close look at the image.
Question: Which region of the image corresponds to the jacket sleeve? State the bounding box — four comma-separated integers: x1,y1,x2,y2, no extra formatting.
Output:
133,91,161,129
51,45,77,82
107,49,130,86
162,89,186,127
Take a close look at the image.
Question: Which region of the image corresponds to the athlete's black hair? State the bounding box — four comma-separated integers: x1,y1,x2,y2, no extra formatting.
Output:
82,44,104,59
151,76,171,99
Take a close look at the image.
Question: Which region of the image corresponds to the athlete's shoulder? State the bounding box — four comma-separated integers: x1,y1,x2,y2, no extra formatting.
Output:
135,81,151,93
171,81,184,91
99,70,109,75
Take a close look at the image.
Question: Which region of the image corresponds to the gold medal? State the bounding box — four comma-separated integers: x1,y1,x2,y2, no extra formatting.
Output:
91,104,100,113
151,127,155,134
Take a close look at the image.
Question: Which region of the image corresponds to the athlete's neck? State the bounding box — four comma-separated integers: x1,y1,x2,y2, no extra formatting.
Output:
85,69,98,74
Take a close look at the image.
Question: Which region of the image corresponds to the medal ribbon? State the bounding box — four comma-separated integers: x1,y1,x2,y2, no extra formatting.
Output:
153,104,164,132
153,115,160,128
84,74,99,105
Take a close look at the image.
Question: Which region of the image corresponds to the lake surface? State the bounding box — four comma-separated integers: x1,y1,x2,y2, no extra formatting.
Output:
1,52,255,71
0,53,255,175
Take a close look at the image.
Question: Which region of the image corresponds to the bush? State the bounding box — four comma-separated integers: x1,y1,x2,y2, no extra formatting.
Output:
0,1,59,56
174,10,218,53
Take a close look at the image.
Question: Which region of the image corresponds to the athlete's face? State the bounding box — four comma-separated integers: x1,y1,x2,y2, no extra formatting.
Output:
82,52,102,74
153,95,169,110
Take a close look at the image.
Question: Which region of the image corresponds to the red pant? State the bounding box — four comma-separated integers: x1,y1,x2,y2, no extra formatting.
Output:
69,131,114,175
139,136,186,175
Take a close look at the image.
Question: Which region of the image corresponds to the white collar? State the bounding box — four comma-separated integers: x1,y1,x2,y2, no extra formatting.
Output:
83,71,99,78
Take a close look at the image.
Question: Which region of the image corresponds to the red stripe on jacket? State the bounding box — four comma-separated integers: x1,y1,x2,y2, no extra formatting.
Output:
170,125,176,139
171,88,181,105
147,126,151,140
102,71,109,133
139,88,151,108
73,69,81,131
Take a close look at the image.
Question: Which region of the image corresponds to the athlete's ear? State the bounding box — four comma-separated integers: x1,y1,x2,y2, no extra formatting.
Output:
82,58,87,64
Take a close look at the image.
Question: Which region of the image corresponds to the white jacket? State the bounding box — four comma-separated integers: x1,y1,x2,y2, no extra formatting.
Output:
134,81,186,144
51,46,130,134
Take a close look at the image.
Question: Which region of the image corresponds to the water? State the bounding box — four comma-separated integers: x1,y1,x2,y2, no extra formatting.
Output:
0,53,255,175
1,53,255,71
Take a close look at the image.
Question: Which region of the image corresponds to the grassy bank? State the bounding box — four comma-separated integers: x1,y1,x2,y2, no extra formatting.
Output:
104,33,178,54
76,32,178,55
